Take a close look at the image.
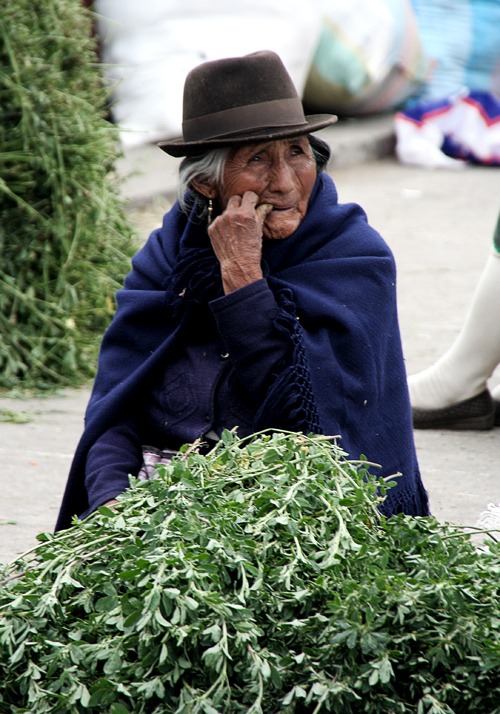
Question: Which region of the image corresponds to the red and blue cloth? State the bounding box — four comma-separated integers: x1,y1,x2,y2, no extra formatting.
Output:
396,90,500,166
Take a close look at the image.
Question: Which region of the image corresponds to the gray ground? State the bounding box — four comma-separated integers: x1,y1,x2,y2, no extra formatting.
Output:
1,135,499,564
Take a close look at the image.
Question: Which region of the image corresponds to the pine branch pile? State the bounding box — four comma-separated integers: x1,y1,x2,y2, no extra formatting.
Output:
0,0,138,390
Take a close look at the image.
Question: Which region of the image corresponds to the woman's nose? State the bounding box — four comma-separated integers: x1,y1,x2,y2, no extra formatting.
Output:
268,159,294,191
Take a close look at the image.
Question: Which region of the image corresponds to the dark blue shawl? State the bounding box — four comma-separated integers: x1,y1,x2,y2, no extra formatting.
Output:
56,173,429,530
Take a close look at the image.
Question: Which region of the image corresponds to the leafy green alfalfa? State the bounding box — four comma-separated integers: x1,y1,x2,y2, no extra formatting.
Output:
0,0,138,391
0,430,499,714
0,407,31,424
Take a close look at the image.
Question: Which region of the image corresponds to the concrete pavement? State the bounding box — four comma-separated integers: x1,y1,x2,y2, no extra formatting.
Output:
1,116,499,563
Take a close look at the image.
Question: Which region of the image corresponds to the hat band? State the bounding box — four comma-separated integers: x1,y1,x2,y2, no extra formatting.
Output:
182,98,307,142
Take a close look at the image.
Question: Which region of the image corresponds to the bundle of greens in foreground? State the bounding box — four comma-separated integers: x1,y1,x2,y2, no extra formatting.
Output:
0,0,137,390
0,432,499,713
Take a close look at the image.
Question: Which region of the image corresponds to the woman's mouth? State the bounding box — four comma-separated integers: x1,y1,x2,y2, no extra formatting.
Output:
266,204,293,213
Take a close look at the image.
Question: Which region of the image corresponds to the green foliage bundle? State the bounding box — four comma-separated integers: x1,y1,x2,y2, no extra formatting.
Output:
1,431,499,713
0,0,138,390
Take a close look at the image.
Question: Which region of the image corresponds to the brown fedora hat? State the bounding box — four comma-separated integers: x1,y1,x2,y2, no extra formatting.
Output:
158,50,337,157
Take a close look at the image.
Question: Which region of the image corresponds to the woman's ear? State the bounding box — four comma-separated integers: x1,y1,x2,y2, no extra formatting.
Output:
191,178,216,199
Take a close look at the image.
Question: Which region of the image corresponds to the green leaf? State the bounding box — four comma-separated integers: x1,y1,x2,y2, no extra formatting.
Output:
103,651,122,676
109,704,131,714
95,595,119,613
379,655,394,684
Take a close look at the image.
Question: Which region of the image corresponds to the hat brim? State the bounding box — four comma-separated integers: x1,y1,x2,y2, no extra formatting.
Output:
157,114,337,157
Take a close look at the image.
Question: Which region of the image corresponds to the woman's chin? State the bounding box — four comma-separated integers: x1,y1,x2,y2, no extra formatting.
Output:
263,214,301,240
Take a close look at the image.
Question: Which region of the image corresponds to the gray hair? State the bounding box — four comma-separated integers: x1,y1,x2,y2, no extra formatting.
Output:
177,148,230,215
177,135,331,216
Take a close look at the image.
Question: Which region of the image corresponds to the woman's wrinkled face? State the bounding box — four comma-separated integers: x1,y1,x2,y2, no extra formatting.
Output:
217,137,317,239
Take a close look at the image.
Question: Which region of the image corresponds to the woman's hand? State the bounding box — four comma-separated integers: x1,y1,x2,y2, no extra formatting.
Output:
208,191,272,293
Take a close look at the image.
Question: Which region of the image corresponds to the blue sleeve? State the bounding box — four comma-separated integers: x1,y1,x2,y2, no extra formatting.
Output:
209,279,292,402
83,421,143,517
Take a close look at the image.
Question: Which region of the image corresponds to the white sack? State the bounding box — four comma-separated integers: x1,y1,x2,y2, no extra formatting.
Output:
96,0,323,148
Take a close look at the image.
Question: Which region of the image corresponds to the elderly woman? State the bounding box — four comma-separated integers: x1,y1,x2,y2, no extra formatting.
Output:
56,51,429,531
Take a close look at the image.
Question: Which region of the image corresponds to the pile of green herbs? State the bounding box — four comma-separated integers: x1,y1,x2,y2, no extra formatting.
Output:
0,0,137,391
0,431,499,713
